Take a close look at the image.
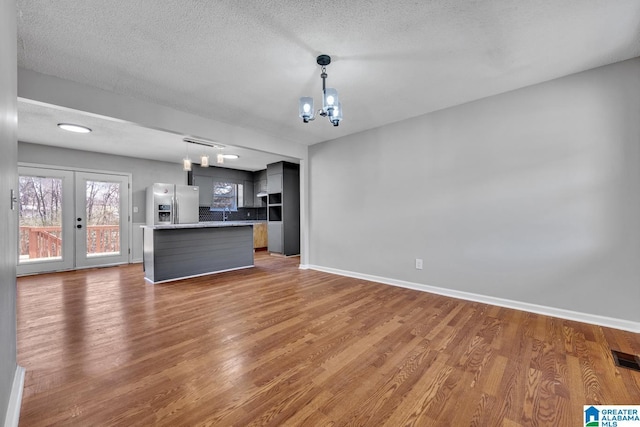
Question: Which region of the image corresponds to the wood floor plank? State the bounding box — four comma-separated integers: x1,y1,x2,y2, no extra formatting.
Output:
17,252,640,426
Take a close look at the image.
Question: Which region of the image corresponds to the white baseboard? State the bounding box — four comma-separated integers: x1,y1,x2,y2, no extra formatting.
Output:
307,264,640,333
4,366,25,427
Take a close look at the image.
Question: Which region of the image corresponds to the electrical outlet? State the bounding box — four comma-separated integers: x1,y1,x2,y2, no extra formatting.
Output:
415,258,423,270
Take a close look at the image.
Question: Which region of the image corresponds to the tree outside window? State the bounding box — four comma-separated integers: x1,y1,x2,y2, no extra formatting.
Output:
210,182,238,211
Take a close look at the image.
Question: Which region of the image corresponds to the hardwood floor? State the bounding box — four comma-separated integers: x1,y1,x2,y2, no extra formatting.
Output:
17,253,640,426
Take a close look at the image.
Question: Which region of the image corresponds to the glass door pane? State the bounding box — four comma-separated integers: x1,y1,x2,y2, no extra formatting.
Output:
86,180,121,257
19,176,62,261
17,167,74,275
75,172,129,268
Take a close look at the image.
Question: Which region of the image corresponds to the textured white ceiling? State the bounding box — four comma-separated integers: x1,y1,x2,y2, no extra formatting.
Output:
16,0,640,152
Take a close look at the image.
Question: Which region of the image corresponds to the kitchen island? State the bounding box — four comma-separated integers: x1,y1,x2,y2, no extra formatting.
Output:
142,222,255,284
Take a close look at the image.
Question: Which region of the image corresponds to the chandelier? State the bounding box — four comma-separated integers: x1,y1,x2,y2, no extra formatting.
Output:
298,54,342,126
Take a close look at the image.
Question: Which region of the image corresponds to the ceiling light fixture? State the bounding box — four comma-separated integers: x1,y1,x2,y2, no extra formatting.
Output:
299,54,342,126
216,153,240,165
180,138,239,166
183,137,224,150
183,142,192,171
58,123,92,133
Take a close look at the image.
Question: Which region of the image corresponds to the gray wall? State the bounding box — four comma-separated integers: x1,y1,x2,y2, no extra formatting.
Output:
0,0,18,421
18,142,186,223
309,58,640,323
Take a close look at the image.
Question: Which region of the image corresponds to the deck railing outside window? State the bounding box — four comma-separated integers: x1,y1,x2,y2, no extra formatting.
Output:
19,226,120,259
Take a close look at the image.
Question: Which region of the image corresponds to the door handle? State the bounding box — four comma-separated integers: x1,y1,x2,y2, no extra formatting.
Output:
10,189,17,210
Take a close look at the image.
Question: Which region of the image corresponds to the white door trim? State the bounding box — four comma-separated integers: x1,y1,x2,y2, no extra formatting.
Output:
16,166,74,275
17,163,133,273
74,171,131,268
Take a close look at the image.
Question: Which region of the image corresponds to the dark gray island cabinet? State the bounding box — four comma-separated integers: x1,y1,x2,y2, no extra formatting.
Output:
142,223,254,284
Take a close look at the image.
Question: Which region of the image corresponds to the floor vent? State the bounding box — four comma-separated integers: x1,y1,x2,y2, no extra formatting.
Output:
611,350,640,372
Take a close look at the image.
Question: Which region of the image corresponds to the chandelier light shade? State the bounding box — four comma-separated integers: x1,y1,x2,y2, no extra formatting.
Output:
323,88,339,115
299,54,342,126
332,102,343,126
298,97,315,122
200,154,209,167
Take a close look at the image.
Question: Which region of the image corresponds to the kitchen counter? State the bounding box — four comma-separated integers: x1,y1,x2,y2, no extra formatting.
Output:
143,220,265,230
142,222,255,284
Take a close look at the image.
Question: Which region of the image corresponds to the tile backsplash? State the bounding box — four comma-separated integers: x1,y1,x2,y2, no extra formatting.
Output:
199,206,267,222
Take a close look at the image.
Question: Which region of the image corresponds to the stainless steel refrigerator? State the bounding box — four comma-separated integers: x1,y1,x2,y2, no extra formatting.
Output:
146,183,200,225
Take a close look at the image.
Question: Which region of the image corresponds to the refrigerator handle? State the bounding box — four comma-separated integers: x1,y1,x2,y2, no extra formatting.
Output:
173,196,178,224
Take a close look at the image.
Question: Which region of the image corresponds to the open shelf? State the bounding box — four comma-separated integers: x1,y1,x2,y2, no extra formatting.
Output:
268,193,282,204
268,205,282,222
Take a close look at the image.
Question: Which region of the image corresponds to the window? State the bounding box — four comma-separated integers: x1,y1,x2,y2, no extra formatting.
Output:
210,182,239,211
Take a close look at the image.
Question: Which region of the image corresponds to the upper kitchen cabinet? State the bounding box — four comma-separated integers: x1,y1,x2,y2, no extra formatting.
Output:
239,179,254,207
192,174,213,206
253,169,267,207
266,162,283,194
190,165,259,208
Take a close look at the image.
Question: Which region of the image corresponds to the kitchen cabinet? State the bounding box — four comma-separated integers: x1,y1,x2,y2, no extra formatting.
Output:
267,161,283,175
266,162,283,194
253,169,267,207
190,166,264,210
267,161,299,256
267,222,283,253
240,180,254,207
192,174,213,206
253,181,263,207
253,222,268,249
267,173,282,194
245,180,254,206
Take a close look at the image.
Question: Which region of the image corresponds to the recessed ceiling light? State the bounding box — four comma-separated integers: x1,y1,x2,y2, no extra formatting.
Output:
222,154,239,160
58,123,92,133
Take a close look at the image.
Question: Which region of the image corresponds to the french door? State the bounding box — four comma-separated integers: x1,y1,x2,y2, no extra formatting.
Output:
74,171,130,268
17,166,130,275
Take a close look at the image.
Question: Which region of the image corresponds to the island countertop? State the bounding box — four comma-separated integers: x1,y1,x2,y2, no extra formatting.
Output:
141,220,265,230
